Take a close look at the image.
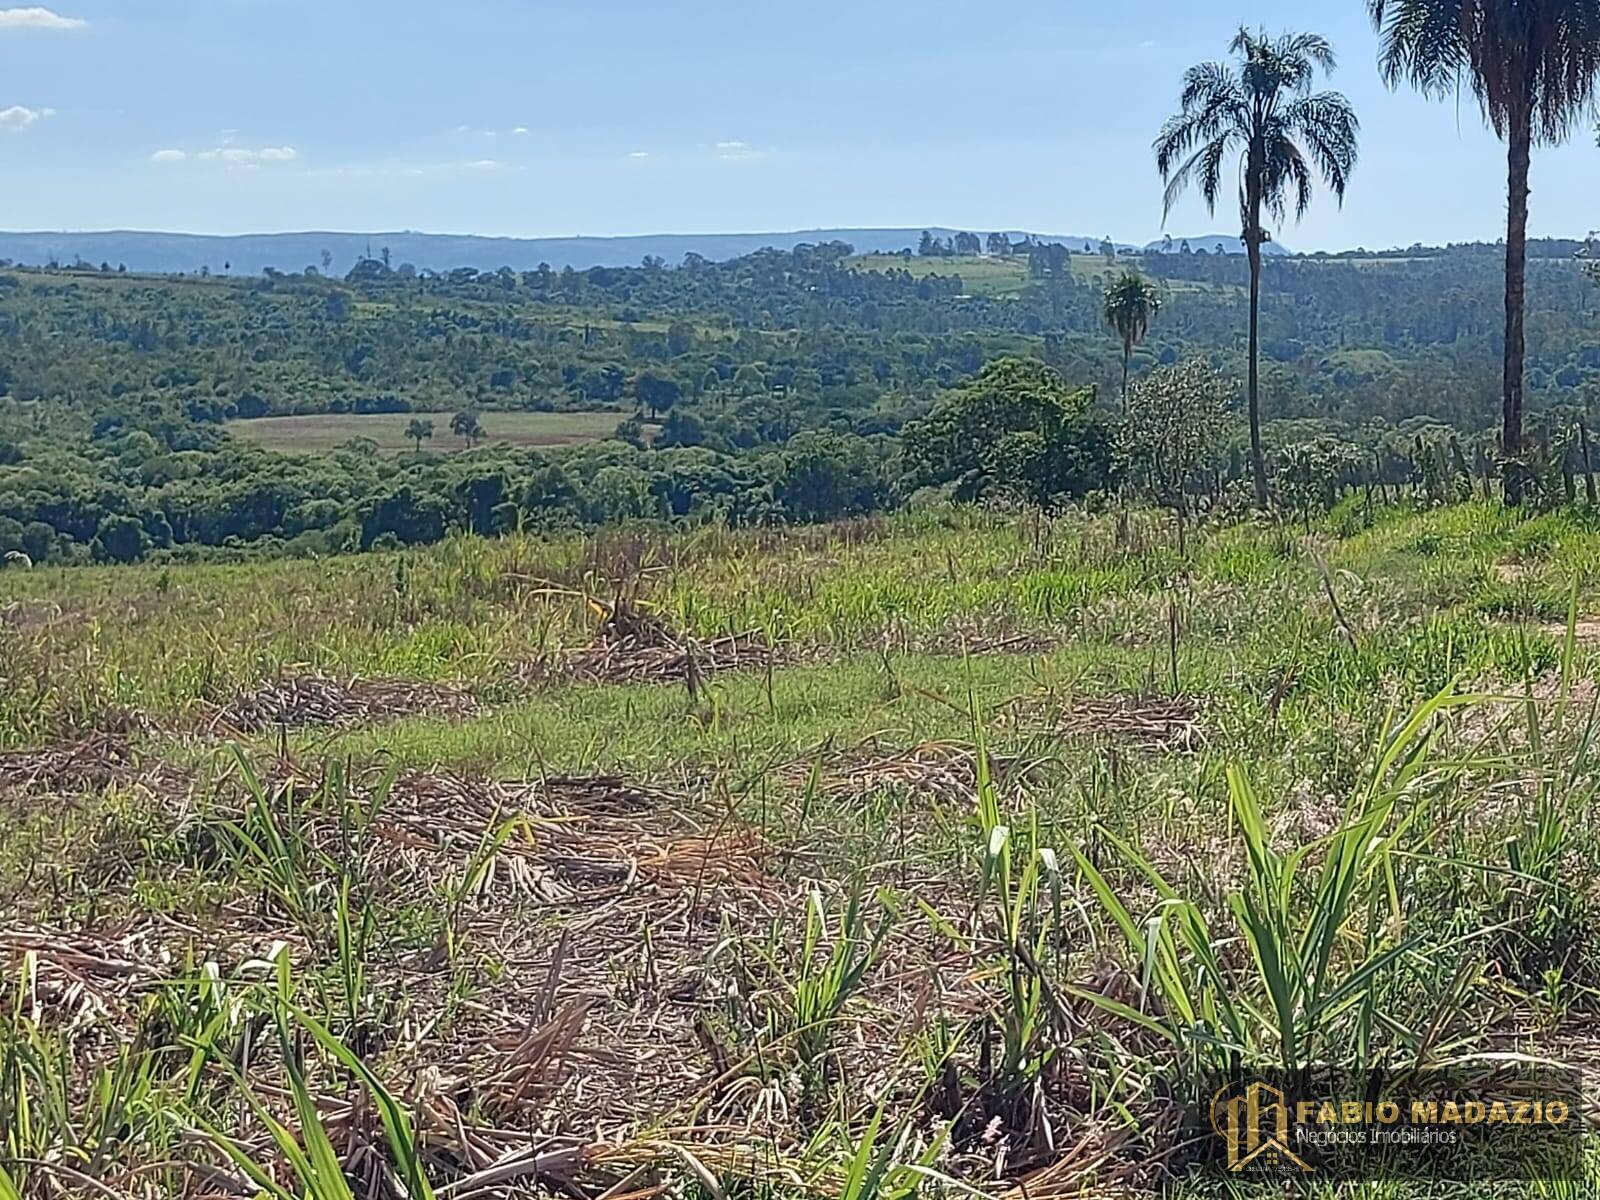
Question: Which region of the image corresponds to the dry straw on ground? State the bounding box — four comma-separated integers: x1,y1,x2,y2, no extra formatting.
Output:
213,673,481,732
0,732,189,796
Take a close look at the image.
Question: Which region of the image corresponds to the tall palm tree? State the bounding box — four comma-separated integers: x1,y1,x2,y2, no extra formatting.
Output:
1370,0,1600,505
1155,28,1359,508
1103,272,1163,405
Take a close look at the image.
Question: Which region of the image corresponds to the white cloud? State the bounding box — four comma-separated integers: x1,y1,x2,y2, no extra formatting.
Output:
198,145,298,164
201,147,299,165
511,126,529,136
0,7,85,31
152,143,298,166
0,104,53,131
466,158,504,170
627,150,650,159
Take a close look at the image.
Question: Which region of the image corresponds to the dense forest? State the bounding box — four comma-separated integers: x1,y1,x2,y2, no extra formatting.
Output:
0,233,1596,564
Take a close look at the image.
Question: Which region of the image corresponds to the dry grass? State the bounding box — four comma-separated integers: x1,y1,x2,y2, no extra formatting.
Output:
0,733,189,796
213,674,482,732
1056,695,1201,747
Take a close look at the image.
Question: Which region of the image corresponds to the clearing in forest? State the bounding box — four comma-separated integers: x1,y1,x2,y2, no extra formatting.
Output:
225,408,625,454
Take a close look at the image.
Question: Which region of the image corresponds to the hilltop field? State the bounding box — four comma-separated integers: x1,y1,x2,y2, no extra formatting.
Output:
4,499,1600,1197
225,409,625,455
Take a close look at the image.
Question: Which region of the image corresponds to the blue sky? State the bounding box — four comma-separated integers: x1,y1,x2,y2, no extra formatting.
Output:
2,0,1596,249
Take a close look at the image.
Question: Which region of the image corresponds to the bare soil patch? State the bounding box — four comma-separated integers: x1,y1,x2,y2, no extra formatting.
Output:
1540,617,1600,644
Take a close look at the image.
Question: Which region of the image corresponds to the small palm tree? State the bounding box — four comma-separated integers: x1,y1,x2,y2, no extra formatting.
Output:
405,417,433,452
1370,0,1600,505
1155,27,1359,508
1103,272,1164,405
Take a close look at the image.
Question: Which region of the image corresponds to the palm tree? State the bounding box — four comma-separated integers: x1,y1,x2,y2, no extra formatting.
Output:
1103,272,1164,405
1370,1,1600,505
1155,28,1359,508
405,417,433,452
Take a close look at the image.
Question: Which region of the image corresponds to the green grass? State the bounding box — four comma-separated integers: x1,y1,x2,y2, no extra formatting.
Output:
5,500,1600,1198
844,251,1232,297
224,407,626,454
845,253,1055,297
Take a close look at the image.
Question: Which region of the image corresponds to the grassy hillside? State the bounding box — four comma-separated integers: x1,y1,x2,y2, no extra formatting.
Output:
3,500,1599,1195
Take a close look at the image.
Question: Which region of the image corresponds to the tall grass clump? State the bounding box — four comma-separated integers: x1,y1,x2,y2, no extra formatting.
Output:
1071,685,1508,1093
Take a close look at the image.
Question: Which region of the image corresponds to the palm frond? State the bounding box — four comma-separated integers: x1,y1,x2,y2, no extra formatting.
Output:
1271,140,1316,222
1155,63,1246,181
1158,26,1358,233
1160,132,1235,219
1373,0,1600,145
1283,92,1361,202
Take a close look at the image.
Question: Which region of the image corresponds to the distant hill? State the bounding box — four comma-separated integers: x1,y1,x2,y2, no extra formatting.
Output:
1142,234,1292,256
0,227,1158,277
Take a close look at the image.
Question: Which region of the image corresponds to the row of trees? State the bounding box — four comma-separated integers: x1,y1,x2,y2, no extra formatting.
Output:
10,341,1600,568
1151,6,1600,507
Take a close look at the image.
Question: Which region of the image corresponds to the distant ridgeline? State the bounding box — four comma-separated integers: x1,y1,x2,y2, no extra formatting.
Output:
0,233,1595,565
0,227,1291,276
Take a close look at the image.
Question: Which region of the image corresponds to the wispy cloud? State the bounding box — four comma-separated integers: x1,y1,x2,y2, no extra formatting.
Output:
455,124,530,139
151,144,299,166
202,145,298,164
714,139,766,162
0,7,85,31
0,104,54,131
627,150,650,160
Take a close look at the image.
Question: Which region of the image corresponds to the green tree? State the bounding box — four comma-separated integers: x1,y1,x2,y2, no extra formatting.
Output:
449,409,484,448
1370,0,1600,504
1103,272,1164,405
91,513,150,564
1155,27,1359,507
1123,359,1234,549
635,370,681,419
901,358,1118,504
405,417,434,452
733,364,767,398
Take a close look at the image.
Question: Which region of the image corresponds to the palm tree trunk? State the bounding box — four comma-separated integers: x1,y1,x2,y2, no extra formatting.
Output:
1581,418,1596,505
1502,100,1532,506
1121,342,1131,410
1245,193,1267,508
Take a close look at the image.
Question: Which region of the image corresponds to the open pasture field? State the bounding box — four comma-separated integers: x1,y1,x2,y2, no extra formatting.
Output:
845,253,1039,297
4,501,1600,1197
844,252,1224,297
226,408,624,454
